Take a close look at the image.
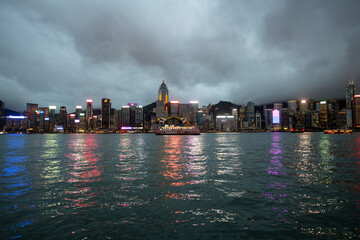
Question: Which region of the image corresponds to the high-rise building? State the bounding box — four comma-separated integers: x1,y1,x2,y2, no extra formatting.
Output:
246,102,255,129
121,106,131,127
299,100,308,113
158,79,169,103
101,98,111,129
0,100,4,131
59,106,67,131
308,99,316,111
86,99,93,131
319,101,328,129
26,103,38,130
49,106,57,132
287,100,297,112
354,95,360,128
346,81,355,128
189,101,199,125
114,109,122,130
135,106,143,128
39,107,49,132
169,101,179,117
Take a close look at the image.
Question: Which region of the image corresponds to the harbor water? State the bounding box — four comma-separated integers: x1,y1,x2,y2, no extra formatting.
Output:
1,133,359,239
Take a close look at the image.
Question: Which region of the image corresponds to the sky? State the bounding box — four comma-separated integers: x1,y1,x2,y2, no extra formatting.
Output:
1,0,360,112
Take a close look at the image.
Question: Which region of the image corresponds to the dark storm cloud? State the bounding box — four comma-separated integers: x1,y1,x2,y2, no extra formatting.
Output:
0,0,360,111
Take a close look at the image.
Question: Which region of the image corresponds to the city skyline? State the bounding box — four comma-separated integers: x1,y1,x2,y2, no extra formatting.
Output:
1,1,360,111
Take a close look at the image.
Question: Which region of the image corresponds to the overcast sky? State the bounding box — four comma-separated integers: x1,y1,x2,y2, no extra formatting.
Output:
1,0,360,112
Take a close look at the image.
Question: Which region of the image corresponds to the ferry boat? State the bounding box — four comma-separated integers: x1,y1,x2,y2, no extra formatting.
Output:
324,129,352,134
156,116,200,135
290,126,304,133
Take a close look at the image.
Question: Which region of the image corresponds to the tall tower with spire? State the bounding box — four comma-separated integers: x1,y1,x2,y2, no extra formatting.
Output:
158,79,169,103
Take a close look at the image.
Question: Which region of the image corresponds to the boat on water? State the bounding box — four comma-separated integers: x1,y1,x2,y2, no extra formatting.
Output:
290,126,304,133
324,129,353,134
156,116,200,135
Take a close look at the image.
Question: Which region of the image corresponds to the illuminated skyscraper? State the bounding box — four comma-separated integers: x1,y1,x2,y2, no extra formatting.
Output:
101,98,111,129
189,101,199,125
158,79,169,103
0,100,4,130
354,95,360,128
121,106,130,127
346,80,355,128
319,101,328,129
169,101,179,117
59,106,67,131
86,99,93,131
26,103,38,130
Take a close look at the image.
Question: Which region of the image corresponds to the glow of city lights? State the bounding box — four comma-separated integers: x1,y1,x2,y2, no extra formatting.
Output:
216,115,235,119
301,100,306,104
45,118,49,121
49,106,56,110
74,119,80,123
86,99,93,103
7,115,27,119
76,105,82,109
80,113,85,116
273,110,280,124
56,127,64,130
190,101,199,104
170,101,179,104
320,101,327,104
40,111,44,114
122,106,130,108
121,126,133,130
354,95,360,98
70,114,76,117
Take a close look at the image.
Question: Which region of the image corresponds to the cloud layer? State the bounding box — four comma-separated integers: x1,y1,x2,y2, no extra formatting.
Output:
1,0,360,111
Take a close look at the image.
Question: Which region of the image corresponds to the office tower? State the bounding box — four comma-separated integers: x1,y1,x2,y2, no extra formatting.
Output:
255,111,261,130
86,99,93,131
26,103,38,130
189,101,199,125
308,99,316,111
354,95,360,128
75,106,82,118
216,115,236,131
0,100,4,130
158,79,169,103
121,106,131,127
135,106,143,128
179,104,190,121
49,106,56,132
232,108,238,130
101,98,111,129
39,107,49,132
246,102,255,129
274,103,282,110
59,106,67,131
169,101,179,117
346,81,355,128
287,100,297,112
319,101,328,129
239,106,246,129
114,109,122,130
300,100,308,113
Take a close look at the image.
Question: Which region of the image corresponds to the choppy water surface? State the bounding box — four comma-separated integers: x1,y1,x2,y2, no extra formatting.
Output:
1,133,360,239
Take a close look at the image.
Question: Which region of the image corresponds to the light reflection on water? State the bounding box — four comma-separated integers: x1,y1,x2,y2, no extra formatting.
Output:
0,133,359,239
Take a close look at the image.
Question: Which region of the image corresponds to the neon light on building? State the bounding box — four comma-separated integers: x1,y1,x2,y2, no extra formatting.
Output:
70,114,76,117
74,119,80,123
86,99,93,103
190,101,199,104
273,110,280,124
320,101,327,104
49,106,56,110
301,100,306,104
76,105,82,109
170,101,179,104
7,116,27,119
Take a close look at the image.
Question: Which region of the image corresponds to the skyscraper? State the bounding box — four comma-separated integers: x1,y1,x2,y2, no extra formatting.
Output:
86,99,93,131
319,101,328,129
354,95,360,128
59,106,67,131
158,79,169,103
101,98,111,129
346,80,355,128
26,103,38,130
